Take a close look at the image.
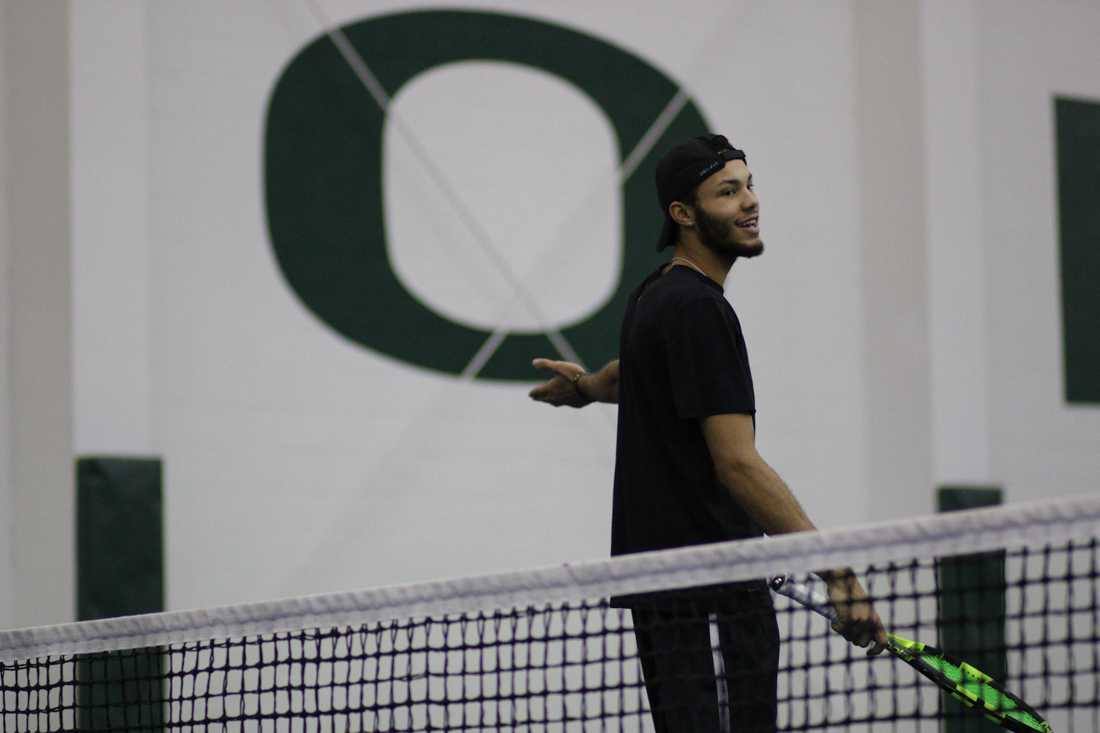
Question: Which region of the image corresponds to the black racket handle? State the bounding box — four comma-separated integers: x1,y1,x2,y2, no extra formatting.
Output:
769,575,838,622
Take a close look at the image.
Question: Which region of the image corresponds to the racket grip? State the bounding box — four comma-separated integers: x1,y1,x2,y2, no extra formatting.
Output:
769,575,838,622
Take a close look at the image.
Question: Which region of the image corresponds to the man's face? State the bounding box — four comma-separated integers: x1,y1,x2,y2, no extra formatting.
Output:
687,159,763,258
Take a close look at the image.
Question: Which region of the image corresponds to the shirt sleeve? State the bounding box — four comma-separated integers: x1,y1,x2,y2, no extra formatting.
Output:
660,296,755,419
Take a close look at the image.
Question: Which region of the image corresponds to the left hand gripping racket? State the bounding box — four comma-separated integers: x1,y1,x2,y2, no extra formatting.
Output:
769,575,1053,733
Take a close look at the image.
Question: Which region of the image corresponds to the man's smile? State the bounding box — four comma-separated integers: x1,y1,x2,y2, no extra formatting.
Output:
735,215,760,234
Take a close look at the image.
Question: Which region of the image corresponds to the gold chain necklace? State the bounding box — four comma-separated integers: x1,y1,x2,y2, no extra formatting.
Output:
668,255,707,278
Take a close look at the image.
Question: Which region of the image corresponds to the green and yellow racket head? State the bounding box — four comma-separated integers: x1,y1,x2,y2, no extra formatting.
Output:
887,633,1052,733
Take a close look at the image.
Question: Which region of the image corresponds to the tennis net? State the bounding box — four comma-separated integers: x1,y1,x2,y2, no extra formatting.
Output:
2,494,1098,732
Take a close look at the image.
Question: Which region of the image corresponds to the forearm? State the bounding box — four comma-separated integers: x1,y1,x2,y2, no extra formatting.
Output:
715,454,816,536
579,360,620,404
718,455,852,582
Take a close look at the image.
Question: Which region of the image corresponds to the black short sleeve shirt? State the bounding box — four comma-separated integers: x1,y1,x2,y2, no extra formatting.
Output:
611,265,763,556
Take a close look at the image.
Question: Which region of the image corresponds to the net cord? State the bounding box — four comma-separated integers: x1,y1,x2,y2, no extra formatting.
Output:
1,492,1097,663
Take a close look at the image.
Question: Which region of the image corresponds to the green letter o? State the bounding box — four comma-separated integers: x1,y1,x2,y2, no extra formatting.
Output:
265,9,710,379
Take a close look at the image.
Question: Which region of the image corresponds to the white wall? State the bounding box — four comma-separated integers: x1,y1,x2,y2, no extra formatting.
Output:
854,0,934,520
4,0,75,627
3,0,1094,625
921,0,992,488
919,0,1100,500
70,0,152,457
977,0,1100,500
0,1,15,629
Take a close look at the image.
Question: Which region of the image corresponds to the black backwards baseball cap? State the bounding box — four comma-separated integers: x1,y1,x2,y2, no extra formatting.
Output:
655,134,747,251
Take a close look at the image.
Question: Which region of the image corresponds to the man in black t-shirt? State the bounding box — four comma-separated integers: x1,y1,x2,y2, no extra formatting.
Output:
530,135,886,732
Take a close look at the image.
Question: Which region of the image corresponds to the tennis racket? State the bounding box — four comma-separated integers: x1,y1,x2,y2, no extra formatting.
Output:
769,575,1053,733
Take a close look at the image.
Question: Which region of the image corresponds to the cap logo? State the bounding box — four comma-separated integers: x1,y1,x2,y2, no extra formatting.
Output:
698,159,723,179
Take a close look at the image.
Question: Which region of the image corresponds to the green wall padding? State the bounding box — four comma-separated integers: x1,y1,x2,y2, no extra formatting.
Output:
1055,96,1100,404
76,456,165,730
937,486,1004,733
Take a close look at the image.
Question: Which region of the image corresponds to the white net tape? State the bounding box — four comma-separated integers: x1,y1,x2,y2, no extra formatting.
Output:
3,493,1098,664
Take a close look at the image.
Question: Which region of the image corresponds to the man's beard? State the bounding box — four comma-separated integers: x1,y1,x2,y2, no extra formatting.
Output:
696,206,764,259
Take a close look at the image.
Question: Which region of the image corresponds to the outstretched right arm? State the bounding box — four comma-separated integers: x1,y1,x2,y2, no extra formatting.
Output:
529,358,620,407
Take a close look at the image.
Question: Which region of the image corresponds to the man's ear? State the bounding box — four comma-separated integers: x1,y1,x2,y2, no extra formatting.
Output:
668,200,694,228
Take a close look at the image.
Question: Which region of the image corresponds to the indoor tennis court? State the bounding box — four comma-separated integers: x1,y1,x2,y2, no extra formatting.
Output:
1,2,1098,731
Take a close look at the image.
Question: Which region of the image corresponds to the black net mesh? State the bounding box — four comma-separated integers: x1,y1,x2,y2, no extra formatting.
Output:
2,537,1099,731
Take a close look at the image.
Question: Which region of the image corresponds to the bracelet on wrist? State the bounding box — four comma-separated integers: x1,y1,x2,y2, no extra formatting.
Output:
571,372,591,402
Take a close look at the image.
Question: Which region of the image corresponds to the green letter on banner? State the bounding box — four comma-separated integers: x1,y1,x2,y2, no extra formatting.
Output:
1055,96,1100,404
265,10,709,380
